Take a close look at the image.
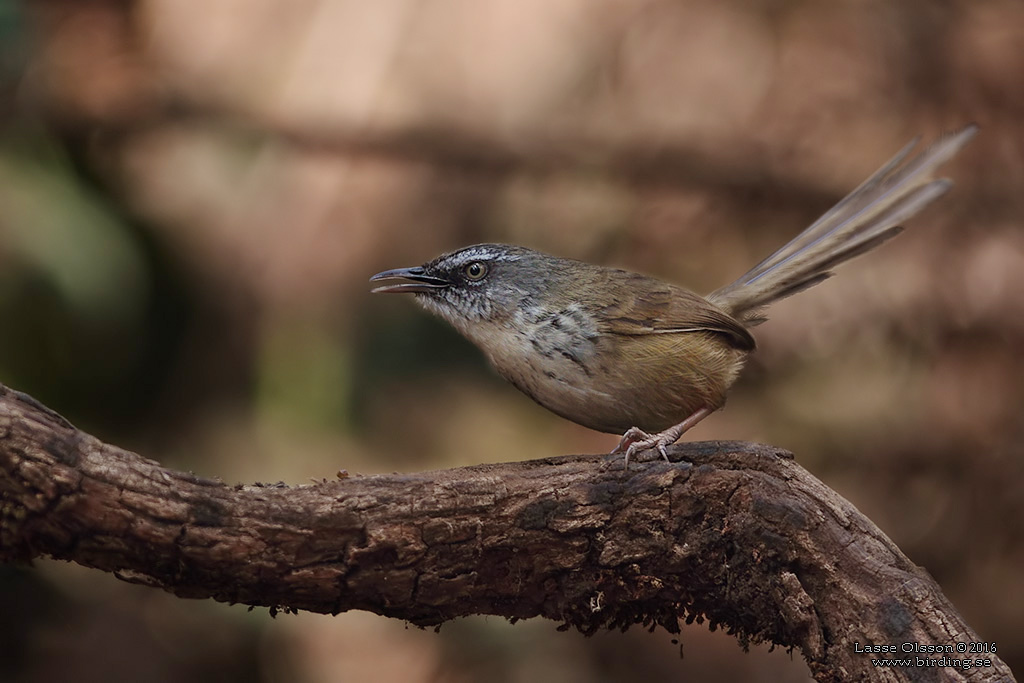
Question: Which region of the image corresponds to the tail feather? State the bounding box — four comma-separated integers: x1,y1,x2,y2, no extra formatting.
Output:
708,125,976,322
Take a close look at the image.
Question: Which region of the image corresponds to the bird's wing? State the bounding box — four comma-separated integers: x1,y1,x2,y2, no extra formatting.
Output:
595,274,755,351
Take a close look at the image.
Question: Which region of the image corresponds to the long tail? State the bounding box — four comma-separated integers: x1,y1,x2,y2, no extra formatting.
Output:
708,125,977,323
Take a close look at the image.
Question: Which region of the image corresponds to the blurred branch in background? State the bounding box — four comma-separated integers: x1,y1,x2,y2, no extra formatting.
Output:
1,385,1015,683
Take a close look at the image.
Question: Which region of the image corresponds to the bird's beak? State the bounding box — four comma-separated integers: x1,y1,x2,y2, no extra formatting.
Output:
370,266,449,294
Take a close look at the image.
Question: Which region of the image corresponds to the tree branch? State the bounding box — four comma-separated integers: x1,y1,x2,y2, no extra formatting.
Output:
0,384,1013,682
59,90,839,209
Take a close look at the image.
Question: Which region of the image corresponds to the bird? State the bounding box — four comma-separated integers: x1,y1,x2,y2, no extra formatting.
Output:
370,126,976,467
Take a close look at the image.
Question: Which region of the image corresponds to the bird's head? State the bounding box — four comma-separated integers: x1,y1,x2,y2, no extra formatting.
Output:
370,244,571,335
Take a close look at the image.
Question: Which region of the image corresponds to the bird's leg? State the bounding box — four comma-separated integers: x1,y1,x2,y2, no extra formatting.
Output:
611,407,715,469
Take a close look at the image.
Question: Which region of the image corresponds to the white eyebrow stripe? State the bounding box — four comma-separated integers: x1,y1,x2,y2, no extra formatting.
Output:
449,247,522,264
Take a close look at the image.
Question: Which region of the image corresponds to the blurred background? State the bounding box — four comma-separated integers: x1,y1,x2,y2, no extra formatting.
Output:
0,0,1021,681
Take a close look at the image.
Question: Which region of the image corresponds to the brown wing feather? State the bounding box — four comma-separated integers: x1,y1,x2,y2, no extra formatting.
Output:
593,271,755,351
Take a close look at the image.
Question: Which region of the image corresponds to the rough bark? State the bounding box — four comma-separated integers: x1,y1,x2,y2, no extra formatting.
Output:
0,384,1013,682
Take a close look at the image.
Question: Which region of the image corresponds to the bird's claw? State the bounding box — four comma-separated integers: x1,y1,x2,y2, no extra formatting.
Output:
611,427,672,469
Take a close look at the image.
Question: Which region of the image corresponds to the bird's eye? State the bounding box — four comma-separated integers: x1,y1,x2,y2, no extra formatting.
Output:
464,261,488,281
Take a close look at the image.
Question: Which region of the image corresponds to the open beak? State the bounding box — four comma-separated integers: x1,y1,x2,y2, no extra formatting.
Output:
370,266,449,294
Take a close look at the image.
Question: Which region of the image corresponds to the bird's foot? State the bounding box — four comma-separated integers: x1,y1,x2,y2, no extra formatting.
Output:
610,427,671,470
610,407,716,470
